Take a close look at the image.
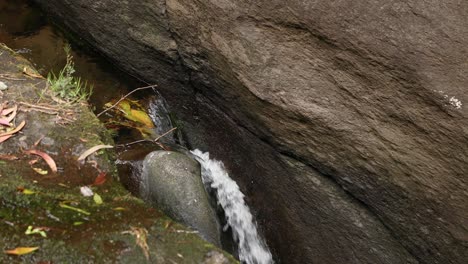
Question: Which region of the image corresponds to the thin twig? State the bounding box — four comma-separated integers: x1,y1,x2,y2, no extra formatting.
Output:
0,74,26,81
115,139,153,148
153,127,177,142
19,101,61,111
96,84,157,117
116,127,177,148
20,108,58,115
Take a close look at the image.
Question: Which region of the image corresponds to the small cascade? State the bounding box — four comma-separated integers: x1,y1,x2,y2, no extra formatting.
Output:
191,150,273,264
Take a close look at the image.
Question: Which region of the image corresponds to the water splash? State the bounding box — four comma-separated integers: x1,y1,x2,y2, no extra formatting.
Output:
191,149,273,264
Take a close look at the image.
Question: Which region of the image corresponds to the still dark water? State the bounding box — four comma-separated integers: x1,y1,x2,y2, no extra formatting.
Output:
0,0,144,112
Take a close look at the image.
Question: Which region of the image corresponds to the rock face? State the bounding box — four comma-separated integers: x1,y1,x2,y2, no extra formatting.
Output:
33,0,468,263
141,151,221,246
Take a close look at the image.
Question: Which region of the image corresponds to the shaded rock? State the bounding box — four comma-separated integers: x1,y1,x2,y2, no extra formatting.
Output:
203,250,230,264
32,0,468,263
141,150,221,246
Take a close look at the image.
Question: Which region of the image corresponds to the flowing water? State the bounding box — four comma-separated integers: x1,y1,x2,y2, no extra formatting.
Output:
192,150,273,264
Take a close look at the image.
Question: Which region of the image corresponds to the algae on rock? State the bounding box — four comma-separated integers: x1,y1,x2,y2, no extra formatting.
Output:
0,44,236,263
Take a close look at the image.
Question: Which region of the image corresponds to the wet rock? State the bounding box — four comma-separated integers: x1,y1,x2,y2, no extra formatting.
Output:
203,250,230,264
141,150,221,246
32,0,468,263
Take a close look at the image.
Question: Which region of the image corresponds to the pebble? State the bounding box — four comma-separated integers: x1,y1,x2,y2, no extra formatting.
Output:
0,81,8,90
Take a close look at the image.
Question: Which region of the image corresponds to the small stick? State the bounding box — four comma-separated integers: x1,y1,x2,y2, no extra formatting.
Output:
116,127,177,147
0,74,26,81
96,84,157,117
116,139,153,147
19,101,61,111
153,127,177,142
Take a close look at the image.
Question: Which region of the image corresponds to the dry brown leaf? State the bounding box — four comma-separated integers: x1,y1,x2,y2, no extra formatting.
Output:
22,66,44,79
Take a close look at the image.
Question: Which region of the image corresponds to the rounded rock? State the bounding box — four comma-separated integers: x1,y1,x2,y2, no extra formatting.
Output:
140,150,220,246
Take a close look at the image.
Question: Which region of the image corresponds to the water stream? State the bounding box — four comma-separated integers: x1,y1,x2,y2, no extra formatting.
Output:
192,150,273,264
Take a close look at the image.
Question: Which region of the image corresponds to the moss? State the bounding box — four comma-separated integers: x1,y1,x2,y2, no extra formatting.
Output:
0,43,237,263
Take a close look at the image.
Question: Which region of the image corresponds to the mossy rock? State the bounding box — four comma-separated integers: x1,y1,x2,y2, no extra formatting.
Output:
0,44,237,263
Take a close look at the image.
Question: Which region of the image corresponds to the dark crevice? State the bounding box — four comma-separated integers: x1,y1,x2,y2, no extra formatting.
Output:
191,88,421,263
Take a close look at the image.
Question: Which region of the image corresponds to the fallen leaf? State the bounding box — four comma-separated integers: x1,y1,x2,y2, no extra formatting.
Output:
92,172,107,186
25,226,47,238
93,193,103,205
0,154,18,160
80,186,94,197
32,167,48,175
3,105,17,124
59,202,91,215
1,105,17,116
129,109,154,128
0,134,13,143
24,149,57,173
0,120,25,138
0,118,11,126
4,247,39,255
23,189,36,195
17,187,36,195
77,145,114,162
23,66,44,79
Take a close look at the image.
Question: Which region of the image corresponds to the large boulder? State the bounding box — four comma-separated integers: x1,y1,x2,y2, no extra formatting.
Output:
141,151,221,246
33,0,468,263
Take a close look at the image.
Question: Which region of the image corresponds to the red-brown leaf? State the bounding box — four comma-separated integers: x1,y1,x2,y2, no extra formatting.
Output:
0,120,25,138
24,150,57,173
92,172,107,186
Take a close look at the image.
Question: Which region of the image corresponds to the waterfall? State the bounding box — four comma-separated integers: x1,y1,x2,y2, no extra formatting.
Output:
191,150,273,264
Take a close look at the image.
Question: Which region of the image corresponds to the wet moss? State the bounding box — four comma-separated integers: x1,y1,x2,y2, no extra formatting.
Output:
0,44,236,263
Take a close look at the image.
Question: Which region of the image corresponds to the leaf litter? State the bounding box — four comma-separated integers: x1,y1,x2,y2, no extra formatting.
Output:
91,172,107,186
24,149,57,173
4,247,39,255
77,145,113,162
123,227,150,260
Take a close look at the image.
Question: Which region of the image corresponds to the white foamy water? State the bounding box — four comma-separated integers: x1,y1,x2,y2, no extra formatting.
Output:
191,150,273,264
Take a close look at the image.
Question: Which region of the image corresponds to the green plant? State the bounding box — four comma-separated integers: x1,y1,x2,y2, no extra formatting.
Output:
47,45,92,103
